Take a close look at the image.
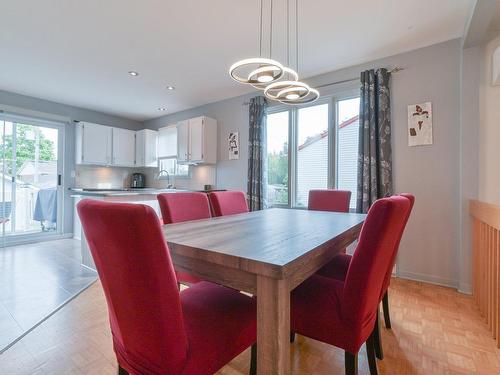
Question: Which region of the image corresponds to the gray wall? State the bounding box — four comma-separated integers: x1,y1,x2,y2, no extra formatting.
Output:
144,39,466,290
145,92,257,190
459,46,481,293
0,90,143,237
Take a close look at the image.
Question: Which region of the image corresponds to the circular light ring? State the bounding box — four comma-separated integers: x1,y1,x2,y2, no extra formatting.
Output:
229,58,284,84
276,86,309,99
278,87,320,105
264,81,320,104
264,80,309,100
250,67,299,91
248,65,282,83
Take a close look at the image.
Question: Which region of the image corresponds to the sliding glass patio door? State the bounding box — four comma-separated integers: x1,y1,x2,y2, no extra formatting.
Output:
0,114,64,245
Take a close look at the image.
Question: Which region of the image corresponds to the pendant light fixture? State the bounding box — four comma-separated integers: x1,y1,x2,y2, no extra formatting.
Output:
229,0,285,86
249,0,299,91
229,0,319,104
264,0,319,104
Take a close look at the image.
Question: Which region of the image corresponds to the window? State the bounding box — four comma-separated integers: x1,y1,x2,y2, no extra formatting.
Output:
336,98,360,209
157,125,189,177
296,103,329,207
266,95,360,209
266,112,289,206
158,158,189,177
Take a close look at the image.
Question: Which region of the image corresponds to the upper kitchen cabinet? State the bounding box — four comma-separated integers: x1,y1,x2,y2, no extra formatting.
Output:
177,116,217,164
135,129,158,167
75,122,112,165
112,128,136,167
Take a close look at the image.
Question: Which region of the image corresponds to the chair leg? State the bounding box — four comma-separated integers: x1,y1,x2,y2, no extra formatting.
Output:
118,365,129,375
344,351,358,375
382,291,391,329
290,332,296,343
249,343,257,375
366,329,379,375
373,308,384,360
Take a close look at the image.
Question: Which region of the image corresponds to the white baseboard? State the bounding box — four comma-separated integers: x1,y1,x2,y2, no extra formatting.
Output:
396,270,458,289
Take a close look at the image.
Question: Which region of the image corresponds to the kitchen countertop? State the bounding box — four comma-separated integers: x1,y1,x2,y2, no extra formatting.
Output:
69,188,188,197
69,188,226,197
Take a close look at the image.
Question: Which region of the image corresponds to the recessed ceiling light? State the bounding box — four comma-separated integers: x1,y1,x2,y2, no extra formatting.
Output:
158,107,167,111
128,71,139,76
166,86,175,90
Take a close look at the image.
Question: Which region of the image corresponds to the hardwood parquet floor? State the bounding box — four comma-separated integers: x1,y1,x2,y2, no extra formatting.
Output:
0,278,499,375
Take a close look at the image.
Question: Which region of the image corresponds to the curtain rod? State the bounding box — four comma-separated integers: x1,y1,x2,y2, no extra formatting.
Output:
242,66,404,105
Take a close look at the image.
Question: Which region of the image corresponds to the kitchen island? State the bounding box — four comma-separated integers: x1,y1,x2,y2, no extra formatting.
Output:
71,188,189,270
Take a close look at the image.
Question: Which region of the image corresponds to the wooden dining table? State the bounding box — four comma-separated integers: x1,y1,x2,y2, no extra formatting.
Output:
163,208,366,375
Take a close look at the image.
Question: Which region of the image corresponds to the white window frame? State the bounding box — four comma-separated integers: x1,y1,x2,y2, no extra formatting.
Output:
266,87,360,208
158,157,191,178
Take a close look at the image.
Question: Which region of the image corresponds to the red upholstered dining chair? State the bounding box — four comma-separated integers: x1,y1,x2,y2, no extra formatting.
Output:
290,196,411,375
314,193,415,361
77,200,257,375
157,192,211,286
208,191,249,217
308,189,352,213
158,192,212,224
289,189,353,343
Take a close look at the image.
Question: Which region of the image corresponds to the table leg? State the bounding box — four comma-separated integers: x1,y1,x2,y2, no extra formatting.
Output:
256,275,290,375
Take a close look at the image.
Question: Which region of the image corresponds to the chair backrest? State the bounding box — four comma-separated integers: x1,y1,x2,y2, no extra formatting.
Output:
77,199,188,374
208,191,249,217
341,196,410,332
308,189,351,213
379,193,415,295
158,192,211,224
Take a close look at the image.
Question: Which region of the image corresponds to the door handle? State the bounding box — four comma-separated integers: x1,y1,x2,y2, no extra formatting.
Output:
58,174,62,186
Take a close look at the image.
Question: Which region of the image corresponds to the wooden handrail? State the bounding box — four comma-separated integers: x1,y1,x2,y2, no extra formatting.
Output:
470,199,500,348
470,199,500,230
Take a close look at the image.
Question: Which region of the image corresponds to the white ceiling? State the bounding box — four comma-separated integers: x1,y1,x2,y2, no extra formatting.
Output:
0,0,474,121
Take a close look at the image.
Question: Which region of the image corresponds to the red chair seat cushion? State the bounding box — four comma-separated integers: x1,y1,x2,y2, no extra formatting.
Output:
180,282,257,375
316,253,352,280
291,275,373,354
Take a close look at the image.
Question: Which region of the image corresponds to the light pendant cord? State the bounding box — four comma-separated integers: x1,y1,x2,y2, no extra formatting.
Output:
259,0,263,57
287,0,290,67
296,0,299,74
270,0,273,59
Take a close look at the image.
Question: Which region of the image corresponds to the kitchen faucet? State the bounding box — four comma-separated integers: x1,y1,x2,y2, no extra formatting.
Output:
155,169,173,188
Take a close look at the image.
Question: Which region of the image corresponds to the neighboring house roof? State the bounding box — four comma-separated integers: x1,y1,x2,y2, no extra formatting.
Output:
17,160,57,176
298,115,359,150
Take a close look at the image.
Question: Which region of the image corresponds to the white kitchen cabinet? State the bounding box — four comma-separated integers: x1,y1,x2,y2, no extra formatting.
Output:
112,128,136,167
177,120,189,163
73,196,82,240
75,122,112,165
189,117,204,162
176,116,217,164
135,129,158,167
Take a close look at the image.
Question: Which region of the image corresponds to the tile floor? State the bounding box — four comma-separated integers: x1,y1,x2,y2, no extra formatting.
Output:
0,238,96,352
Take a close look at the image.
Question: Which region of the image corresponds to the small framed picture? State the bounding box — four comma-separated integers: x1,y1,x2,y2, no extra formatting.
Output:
408,102,433,146
228,132,239,160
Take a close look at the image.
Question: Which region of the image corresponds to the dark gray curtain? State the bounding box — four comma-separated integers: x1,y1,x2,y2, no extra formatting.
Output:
247,96,268,211
356,68,393,213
